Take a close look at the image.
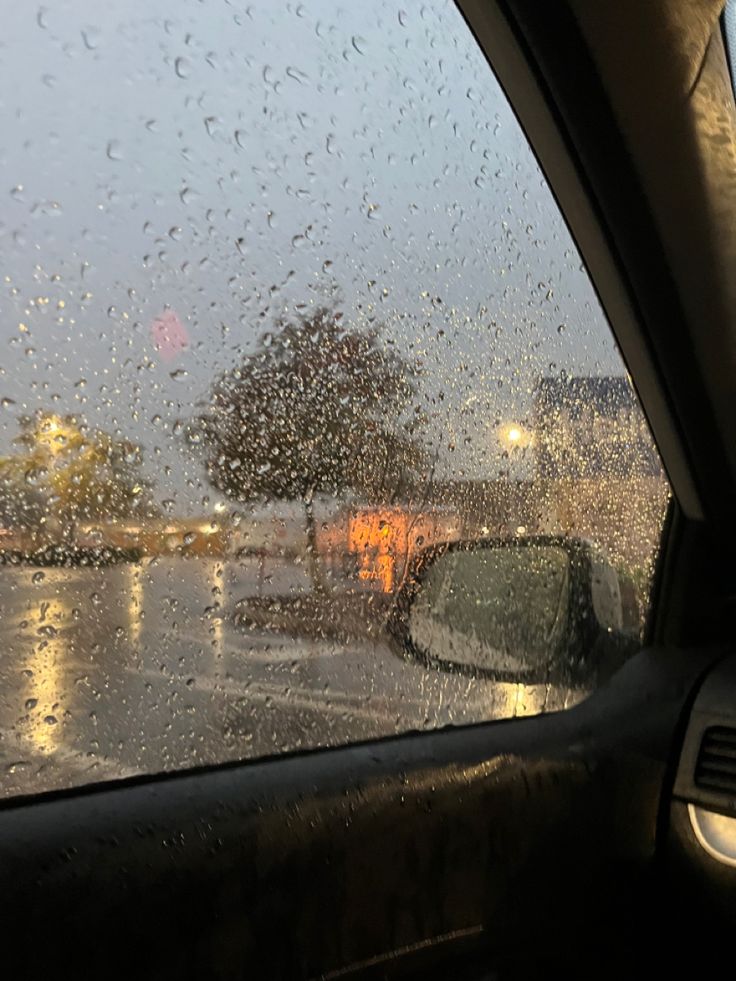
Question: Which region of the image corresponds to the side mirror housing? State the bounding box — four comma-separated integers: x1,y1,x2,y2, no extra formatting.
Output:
388,536,639,685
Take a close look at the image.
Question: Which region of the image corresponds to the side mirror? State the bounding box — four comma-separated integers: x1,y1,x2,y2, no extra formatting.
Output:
388,536,639,684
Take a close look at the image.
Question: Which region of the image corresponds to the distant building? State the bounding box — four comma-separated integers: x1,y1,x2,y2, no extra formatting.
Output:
533,376,661,479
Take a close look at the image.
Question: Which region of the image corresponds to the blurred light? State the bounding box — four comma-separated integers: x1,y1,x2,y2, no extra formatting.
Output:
498,422,533,449
37,414,73,455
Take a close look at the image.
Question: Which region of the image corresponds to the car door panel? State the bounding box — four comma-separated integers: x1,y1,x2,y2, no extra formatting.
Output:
0,646,720,979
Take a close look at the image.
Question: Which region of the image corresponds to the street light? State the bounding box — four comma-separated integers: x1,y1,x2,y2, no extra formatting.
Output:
498,422,533,450
36,414,78,456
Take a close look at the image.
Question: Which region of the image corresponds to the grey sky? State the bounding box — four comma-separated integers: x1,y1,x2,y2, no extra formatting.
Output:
0,0,623,513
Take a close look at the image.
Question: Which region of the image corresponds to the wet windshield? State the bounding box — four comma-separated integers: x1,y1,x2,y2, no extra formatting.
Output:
0,0,669,798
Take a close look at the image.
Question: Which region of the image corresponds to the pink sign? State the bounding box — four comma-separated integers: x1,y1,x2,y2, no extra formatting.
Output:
151,310,189,362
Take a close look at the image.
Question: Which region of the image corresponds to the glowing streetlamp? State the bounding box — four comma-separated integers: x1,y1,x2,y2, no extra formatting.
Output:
498,422,533,450
37,414,73,455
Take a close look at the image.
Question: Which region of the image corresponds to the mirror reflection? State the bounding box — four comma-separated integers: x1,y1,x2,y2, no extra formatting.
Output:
408,545,572,674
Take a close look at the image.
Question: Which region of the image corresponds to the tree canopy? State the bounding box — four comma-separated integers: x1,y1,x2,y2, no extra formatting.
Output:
0,412,155,534
190,307,429,507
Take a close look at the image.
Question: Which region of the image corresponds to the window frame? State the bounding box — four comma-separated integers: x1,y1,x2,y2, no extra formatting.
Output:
456,0,733,648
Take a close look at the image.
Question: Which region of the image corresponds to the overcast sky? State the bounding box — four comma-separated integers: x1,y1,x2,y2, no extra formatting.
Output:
0,0,625,514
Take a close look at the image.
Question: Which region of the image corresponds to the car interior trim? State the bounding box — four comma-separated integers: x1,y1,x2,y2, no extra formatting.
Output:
688,803,736,867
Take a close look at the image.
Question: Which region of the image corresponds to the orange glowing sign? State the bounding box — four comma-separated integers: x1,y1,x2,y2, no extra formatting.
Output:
348,507,412,593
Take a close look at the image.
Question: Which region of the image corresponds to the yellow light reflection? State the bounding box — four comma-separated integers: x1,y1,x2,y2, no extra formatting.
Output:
128,562,144,651
211,608,223,653
489,682,550,719
24,594,70,755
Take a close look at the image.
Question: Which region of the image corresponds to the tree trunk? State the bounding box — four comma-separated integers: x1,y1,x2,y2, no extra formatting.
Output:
303,495,326,595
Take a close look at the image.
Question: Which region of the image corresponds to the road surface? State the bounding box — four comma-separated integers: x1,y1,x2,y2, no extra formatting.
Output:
0,556,581,799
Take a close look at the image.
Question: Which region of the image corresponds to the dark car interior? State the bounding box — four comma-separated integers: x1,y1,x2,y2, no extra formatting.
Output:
3,1,736,978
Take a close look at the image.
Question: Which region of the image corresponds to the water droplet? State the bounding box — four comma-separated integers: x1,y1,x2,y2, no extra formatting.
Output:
31,571,45,584
351,36,366,55
286,66,308,84
106,140,122,161
81,26,100,50
25,699,38,711
6,762,29,775
169,369,188,382
174,56,191,79
44,715,58,726
234,130,247,149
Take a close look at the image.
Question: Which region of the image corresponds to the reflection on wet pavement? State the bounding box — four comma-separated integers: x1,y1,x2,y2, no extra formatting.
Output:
0,557,582,799
22,593,69,756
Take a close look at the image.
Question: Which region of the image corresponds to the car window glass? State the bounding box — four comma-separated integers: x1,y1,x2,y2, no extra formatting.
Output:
0,0,670,798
